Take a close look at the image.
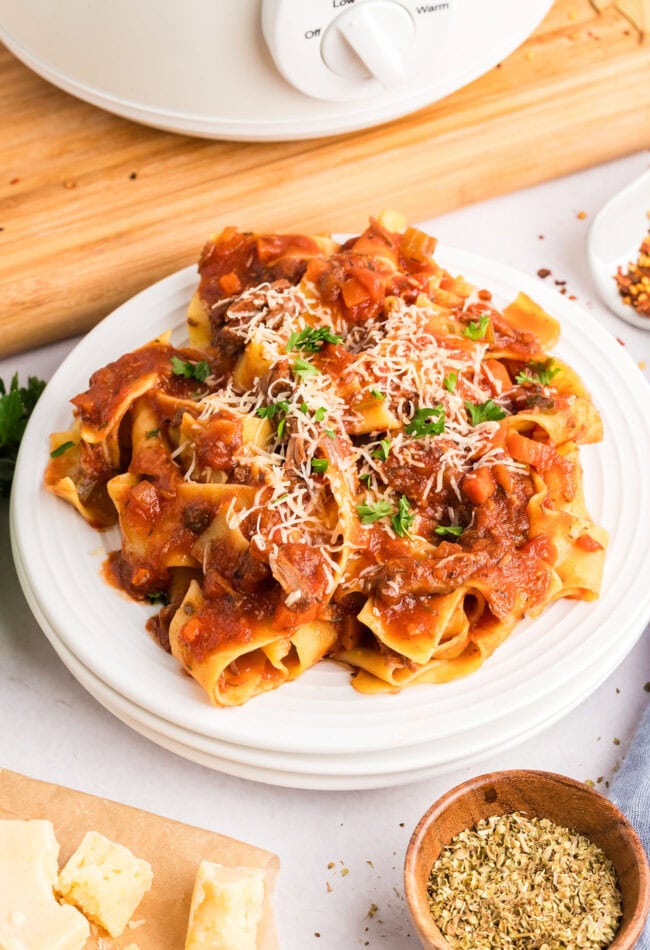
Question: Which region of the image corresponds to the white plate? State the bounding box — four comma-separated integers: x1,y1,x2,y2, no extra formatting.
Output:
14,537,638,790
11,246,650,762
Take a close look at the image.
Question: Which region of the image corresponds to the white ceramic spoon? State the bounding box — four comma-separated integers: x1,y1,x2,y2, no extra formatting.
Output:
587,168,650,330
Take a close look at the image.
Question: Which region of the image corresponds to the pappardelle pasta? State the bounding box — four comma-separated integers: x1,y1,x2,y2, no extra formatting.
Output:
45,213,607,706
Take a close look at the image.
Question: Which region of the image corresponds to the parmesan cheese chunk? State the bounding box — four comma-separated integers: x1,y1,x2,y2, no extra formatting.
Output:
185,862,265,950
55,831,153,938
0,820,90,950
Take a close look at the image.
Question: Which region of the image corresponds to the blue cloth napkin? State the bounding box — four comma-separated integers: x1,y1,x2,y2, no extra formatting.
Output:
610,700,650,949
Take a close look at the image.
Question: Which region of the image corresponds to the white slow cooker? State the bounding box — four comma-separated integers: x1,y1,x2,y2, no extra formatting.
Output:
0,0,553,141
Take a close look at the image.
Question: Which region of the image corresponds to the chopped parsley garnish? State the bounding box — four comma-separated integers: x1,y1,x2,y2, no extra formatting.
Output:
272,493,289,506
435,524,464,538
257,400,290,438
299,401,309,414
515,359,561,386
462,314,490,340
146,591,169,605
1,374,46,496
360,472,373,485
324,428,336,438
405,406,445,438
170,356,210,382
286,326,342,353
292,358,320,379
392,495,415,538
465,399,507,425
49,441,76,459
145,428,160,439
443,372,457,393
373,438,391,461
356,499,393,524
314,407,327,422
257,400,290,420
370,389,385,400
311,458,329,474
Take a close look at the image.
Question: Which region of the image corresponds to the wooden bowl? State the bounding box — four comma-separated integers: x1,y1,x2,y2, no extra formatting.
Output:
404,770,650,950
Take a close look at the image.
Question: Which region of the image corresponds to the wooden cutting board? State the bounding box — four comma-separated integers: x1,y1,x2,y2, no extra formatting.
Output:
0,768,279,950
1,0,649,358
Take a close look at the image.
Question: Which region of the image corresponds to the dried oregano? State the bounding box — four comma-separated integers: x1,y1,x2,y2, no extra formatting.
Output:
427,812,622,949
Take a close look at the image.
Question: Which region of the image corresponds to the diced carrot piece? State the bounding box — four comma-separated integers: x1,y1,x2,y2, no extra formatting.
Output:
219,272,242,295
483,359,511,393
462,467,496,505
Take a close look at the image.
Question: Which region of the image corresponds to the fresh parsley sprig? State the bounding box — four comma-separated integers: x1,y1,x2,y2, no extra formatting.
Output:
292,358,320,380
391,495,415,538
515,359,560,387
170,356,211,382
256,400,290,437
0,374,46,496
435,525,464,538
465,399,507,425
311,458,329,474
356,499,393,524
286,326,342,353
443,372,457,393
462,314,490,340
405,406,445,438
372,438,392,461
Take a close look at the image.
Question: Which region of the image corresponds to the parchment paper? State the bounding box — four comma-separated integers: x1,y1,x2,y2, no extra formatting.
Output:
0,769,279,950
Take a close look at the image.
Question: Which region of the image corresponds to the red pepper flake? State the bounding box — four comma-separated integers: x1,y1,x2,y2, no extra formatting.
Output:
616,337,625,346
577,210,587,220
555,279,567,286
615,231,650,317
538,234,544,240
560,288,567,295
568,294,577,301
537,268,551,278
478,289,492,301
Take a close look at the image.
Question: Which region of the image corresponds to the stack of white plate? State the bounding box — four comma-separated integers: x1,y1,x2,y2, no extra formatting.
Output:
11,248,650,790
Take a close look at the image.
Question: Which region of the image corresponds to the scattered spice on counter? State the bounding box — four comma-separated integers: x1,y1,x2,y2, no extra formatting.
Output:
537,267,551,278
327,862,335,869
614,231,650,317
368,904,379,918
341,868,349,877
613,737,621,745
326,882,332,893
644,682,650,692
585,778,595,787
426,812,622,950
577,210,588,219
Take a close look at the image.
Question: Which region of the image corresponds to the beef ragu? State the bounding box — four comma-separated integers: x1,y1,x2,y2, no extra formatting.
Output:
45,213,607,706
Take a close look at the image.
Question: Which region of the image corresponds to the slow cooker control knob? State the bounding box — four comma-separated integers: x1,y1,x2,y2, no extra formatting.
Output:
262,0,453,102
321,2,415,89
